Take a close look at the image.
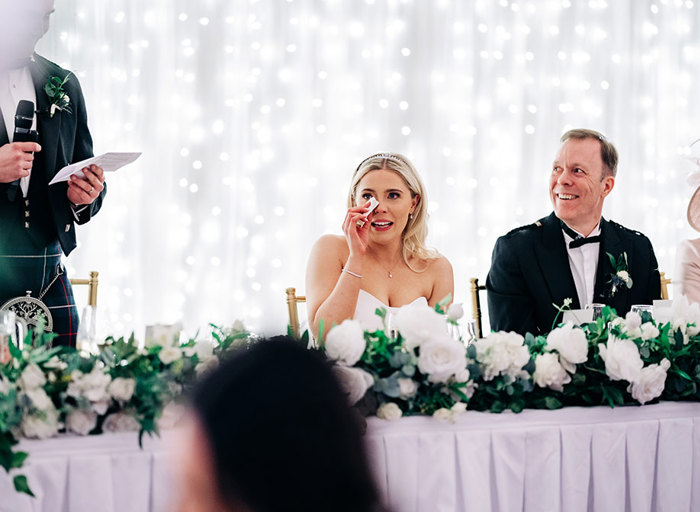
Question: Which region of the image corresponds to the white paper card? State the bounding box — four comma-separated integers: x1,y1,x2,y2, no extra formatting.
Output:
562,309,594,325
49,152,142,185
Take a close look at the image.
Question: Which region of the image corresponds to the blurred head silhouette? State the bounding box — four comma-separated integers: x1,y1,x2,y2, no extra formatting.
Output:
0,0,55,69
175,337,382,512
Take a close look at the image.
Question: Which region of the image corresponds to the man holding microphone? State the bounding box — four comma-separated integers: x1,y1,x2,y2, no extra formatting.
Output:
0,0,106,346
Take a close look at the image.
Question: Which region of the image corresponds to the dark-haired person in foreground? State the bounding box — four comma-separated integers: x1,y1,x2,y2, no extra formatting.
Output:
175,337,384,512
486,129,661,336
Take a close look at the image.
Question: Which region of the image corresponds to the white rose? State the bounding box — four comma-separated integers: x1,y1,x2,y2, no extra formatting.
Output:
393,303,448,350
397,377,418,398
21,410,60,439
108,377,136,402
232,319,246,332
475,331,530,381
418,335,467,383
19,363,46,390
159,346,182,365
377,402,402,421
0,377,12,395
195,356,219,378
533,353,571,392
92,400,110,415
333,366,374,405
451,402,467,414
158,402,186,430
104,412,141,432
640,323,660,341
628,359,670,405
617,270,630,282
44,356,67,371
625,311,642,331
325,319,366,366
598,336,643,382
546,323,588,372
447,303,465,321
81,368,111,403
67,368,111,405
454,369,470,384
432,407,455,423
66,409,97,436
145,323,182,348
24,388,53,410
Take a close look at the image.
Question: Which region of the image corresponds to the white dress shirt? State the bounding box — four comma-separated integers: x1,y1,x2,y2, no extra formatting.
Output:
0,66,37,197
562,223,601,308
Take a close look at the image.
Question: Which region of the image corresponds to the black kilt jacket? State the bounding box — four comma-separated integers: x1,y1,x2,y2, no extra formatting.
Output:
486,212,661,337
0,53,106,257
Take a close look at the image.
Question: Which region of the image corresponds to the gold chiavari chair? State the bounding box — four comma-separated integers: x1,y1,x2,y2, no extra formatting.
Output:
469,277,487,339
660,271,672,300
285,287,306,339
70,270,99,307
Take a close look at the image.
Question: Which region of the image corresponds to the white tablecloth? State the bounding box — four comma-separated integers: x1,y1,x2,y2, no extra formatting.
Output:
0,430,176,512
1,402,699,512
365,401,700,512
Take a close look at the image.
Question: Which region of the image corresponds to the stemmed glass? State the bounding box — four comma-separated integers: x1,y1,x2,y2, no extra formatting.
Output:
585,303,605,320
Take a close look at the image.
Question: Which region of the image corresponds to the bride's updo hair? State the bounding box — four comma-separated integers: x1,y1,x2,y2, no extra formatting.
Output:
347,153,438,270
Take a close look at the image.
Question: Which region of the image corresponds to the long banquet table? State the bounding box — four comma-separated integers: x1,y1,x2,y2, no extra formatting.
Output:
1,402,699,512
365,401,700,512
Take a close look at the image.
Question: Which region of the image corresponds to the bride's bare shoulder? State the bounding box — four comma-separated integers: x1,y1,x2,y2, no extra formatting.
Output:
310,234,349,257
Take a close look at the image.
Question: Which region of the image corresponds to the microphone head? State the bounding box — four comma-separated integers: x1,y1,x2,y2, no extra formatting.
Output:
15,100,34,130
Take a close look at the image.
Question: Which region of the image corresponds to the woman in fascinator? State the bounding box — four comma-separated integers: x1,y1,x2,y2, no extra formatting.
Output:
676,140,700,304
305,153,453,338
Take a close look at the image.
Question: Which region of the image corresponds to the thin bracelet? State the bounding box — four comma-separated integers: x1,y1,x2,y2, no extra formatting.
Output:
342,268,363,279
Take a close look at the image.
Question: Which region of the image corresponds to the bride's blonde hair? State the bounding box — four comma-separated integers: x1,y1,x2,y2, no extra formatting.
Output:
347,153,438,271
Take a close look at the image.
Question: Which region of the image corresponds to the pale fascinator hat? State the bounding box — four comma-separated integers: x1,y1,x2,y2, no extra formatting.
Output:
686,138,700,231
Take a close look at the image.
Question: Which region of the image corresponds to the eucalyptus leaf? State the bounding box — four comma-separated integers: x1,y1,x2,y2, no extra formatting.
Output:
13,474,34,497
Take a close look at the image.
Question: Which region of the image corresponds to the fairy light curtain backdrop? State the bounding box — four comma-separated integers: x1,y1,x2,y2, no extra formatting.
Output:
37,0,700,336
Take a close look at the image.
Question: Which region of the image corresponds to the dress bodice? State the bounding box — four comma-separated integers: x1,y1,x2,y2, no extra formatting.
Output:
353,289,429,331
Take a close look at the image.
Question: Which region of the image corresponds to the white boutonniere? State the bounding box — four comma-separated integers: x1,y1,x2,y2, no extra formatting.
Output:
607,252,633,297
43,73,72,118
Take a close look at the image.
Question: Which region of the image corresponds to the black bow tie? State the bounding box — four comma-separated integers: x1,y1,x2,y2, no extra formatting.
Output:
560,221,601,249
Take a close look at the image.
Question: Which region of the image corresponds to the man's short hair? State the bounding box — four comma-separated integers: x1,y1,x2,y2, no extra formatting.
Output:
560,128,618,177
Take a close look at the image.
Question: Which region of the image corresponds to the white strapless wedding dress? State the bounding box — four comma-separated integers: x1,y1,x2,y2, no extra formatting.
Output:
353,289,429,331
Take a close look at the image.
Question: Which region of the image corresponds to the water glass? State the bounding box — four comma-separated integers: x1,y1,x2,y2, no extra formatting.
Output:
585,303,605,320
0,310,25,364
465,319,479,345
77,305,98,354
630,304,654,323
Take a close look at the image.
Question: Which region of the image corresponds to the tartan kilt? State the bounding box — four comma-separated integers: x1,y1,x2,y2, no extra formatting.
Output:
0,243,78,347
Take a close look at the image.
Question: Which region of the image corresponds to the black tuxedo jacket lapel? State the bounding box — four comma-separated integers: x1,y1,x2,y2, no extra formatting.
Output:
30,58,62,180
534,213,582,310
593,218,628,314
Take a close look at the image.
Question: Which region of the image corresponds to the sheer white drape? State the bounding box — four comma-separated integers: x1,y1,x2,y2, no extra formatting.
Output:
37,0,700,336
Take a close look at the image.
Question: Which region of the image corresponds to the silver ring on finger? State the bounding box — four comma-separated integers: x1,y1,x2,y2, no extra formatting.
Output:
89,186,95,194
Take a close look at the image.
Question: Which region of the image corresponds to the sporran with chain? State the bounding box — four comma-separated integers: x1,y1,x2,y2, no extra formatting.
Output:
0,265,64,332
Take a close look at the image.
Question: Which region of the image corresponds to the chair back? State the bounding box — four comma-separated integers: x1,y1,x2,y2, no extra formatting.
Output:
660,271,672,300
470,277,486,339
70,271,99,307
286,287,306,338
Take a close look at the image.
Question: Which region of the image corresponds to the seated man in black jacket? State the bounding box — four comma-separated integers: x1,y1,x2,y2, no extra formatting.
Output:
486,129,661,336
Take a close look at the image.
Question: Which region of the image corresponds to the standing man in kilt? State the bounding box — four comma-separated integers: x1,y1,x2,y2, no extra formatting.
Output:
0,0,106,346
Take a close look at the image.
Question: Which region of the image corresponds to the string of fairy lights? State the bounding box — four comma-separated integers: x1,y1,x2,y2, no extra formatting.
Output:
34,0,700,336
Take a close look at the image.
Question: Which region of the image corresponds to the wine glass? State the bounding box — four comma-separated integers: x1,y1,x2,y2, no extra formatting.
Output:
585,303,605,320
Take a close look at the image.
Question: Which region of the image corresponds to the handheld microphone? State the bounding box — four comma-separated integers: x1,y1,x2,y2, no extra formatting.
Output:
13,100,38,143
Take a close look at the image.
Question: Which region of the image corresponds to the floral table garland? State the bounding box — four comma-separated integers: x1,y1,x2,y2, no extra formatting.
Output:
2,298,700,497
